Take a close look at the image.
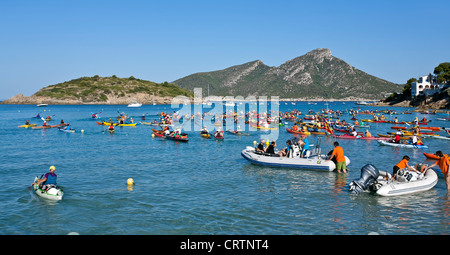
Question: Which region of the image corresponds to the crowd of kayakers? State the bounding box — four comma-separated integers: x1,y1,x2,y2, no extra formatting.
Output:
21,105,450,196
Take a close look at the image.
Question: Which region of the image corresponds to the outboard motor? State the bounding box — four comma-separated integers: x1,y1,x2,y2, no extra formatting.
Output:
349,164,380,194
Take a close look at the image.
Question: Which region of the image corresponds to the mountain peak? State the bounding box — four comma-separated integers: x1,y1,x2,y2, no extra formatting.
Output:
173,49,402,99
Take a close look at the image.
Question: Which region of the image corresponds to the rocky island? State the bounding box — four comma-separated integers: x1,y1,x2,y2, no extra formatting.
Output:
1,75,194,105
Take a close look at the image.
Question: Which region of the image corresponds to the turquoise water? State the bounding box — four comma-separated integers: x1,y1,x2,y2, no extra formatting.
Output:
1,102,449,235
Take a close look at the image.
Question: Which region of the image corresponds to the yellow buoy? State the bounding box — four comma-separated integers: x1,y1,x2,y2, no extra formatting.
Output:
151,133,155,138
253,141,257,146
81,129,84,133
127,178,134,185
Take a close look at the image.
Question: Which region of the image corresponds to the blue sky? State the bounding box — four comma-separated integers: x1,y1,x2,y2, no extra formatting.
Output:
1,0,449,99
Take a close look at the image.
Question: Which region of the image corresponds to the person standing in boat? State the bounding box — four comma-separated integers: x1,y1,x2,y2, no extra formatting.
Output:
425,151,450,192
327,142,347,174
300,135,309,158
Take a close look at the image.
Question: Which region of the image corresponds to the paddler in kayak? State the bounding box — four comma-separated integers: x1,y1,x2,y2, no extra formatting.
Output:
364,129,372,137
25,120,30,125
32,166,58,191
108,124,115,132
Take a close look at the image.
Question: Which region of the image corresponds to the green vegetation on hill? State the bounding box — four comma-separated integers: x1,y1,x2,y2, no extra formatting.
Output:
34,75,193,102
173,49,401,100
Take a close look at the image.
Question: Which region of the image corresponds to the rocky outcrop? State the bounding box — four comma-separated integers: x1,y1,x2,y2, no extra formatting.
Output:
1,76,193,105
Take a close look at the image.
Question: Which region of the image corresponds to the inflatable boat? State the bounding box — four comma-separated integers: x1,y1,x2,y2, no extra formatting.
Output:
349,164,438,196
241,146,350,171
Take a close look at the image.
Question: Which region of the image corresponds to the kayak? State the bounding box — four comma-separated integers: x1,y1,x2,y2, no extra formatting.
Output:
33,177,63,200
200,133,211,138
332,134,390,140
286,128,311,135
377,134,412,140
214,134,224,140
58,128,75,133
421,134,450,140
151,128,165,137
226,130,250,136
108,129,115,134
165,134,189,142
250,124,278,130
391,126,440,131
18,124,37,128
97,121,137,127
377,140,428,149
32,123,69,129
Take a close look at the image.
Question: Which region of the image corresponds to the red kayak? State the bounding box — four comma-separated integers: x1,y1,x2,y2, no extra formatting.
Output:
32,123,69,129
332,134,390,140
391,126,440,131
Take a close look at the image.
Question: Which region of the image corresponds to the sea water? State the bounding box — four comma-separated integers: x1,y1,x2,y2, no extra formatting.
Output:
0,102,449,235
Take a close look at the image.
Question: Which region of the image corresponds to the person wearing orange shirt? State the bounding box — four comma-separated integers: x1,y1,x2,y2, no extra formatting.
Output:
392,155,414,179
426,151,450,191
327,142,347,174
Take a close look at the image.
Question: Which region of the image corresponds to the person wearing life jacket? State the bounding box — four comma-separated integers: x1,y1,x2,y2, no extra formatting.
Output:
108,124,115,131
25,120,30,125
34,166,58,190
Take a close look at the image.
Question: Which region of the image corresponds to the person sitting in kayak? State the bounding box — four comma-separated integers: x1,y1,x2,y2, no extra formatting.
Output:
293,124,299,131
350,128,358,137
25,120,30,125
392,133,401,143
33,166,58,191
108,124,115,131
42,121,48,127
410,134,418,145
365,129,372,137
201,126,209,135
64,124,71,130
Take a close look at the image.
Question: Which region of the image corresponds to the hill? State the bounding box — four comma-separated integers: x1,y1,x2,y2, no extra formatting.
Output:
173,48,402,100
1,76,194,105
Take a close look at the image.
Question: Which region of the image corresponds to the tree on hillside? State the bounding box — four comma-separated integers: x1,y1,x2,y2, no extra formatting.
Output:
434,62,450,84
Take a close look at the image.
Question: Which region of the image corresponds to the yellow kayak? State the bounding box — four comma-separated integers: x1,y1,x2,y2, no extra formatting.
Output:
97,121,137,127
18,124,37,128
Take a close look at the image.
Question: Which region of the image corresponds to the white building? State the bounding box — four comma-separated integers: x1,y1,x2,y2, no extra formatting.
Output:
411,74,445,97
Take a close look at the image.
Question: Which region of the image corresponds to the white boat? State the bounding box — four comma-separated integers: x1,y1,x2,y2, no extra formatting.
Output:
33,177,63,200
241,147,350,171
377,140,428,149
421,134,450,140
127,102,142,107
36,104,48,107
355,101,368,105
349,164,438,196
373,169,438,196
